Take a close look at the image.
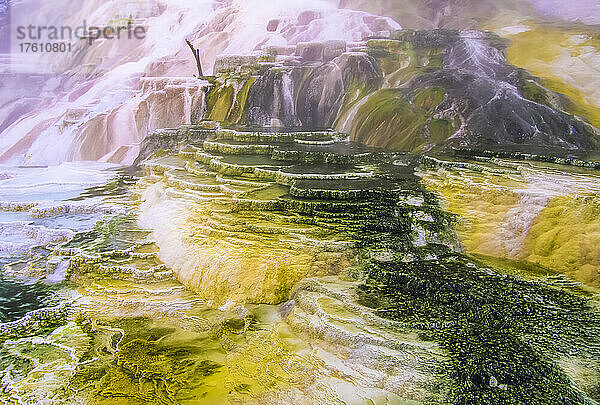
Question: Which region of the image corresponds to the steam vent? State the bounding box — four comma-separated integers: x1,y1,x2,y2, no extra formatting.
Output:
1,0,600,404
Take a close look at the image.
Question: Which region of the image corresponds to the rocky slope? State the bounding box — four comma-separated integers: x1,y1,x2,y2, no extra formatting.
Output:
203,28,600,156
1,0,600,164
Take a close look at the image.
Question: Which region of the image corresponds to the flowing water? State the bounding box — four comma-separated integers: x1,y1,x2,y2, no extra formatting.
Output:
1,1,600,404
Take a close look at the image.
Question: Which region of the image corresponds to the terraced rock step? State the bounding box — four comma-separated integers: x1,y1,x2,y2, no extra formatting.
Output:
290,178,404,200
3,124,597,404
133,124,600,403
284,276,443,402
121,131,460,402
144,125,419,198
137,125,452,308
59,211,175,284
143,125,440,216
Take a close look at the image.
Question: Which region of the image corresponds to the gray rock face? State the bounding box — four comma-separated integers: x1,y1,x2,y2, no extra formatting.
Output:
266,19,280,32
294,52,382,128
247,69,302,128
207,28,600,157
293,40,348,63
297,10,322,26
213,55,261,74
402,30,599,150
295,42,325,62
243,52,381,129
323,40,348,61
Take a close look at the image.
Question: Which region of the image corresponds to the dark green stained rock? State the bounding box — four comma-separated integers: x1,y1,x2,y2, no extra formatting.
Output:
205,28,600,159
350,88,431,151
358,254,600,404
205,84,235,122
140,123,600,402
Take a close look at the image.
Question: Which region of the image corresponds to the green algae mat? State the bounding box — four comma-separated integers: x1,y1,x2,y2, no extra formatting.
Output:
0,126,599,404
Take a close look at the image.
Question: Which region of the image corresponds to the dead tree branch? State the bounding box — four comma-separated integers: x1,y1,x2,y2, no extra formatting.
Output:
185,39,203,77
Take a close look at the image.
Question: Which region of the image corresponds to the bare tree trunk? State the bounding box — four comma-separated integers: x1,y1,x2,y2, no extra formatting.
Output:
185,39,203,77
